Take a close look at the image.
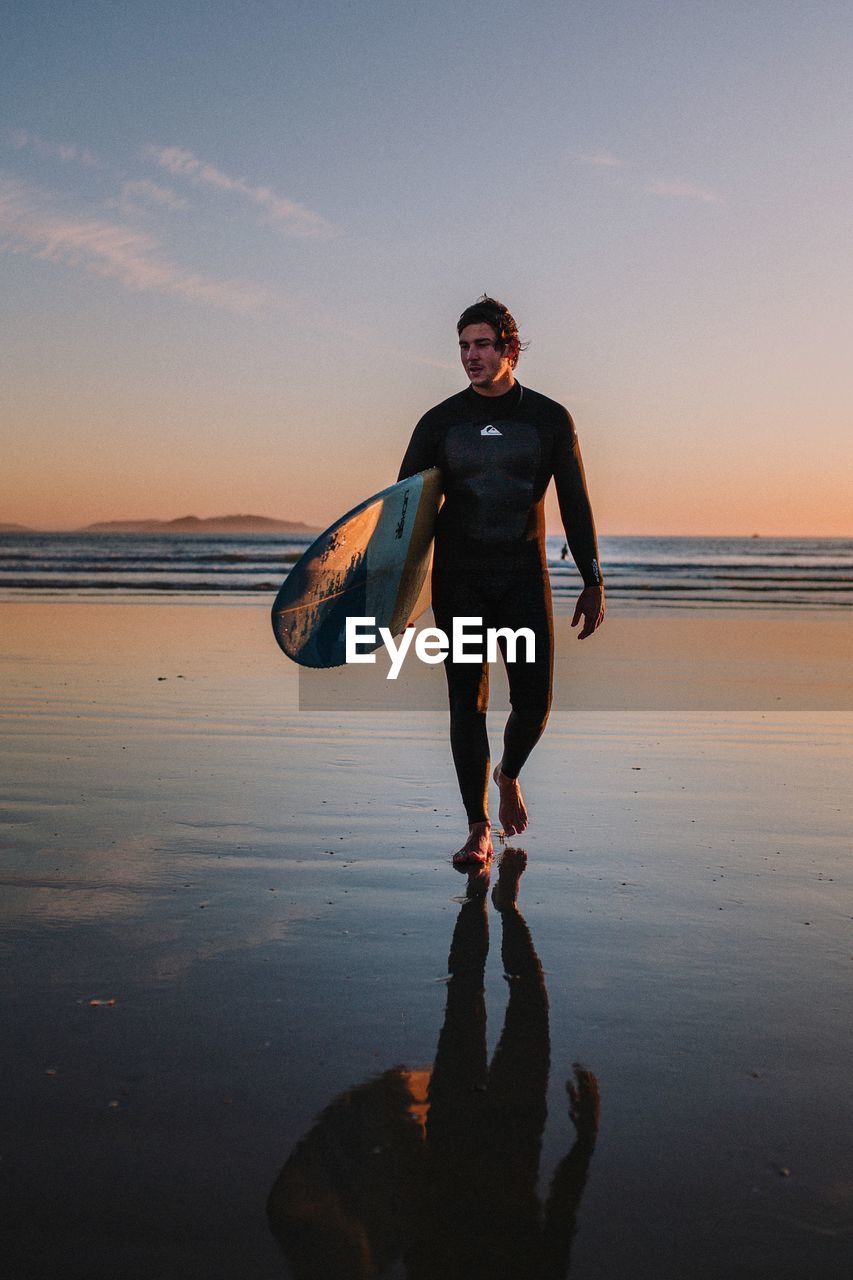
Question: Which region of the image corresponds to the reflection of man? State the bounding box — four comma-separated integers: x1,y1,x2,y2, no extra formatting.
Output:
398,297,605,868
268,850,600,1279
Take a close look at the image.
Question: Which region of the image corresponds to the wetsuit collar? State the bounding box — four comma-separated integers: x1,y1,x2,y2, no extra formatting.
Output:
464,381,524,413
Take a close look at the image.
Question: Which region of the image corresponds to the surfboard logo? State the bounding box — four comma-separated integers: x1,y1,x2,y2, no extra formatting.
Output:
480,425,502,436
394,488,410,540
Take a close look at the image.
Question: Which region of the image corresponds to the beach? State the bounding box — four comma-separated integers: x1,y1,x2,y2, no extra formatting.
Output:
2,599,851,1278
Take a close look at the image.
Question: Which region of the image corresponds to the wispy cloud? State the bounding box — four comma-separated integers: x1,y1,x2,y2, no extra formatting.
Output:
107,178,189,217
144,144,337,238
576,150,623,168
574,148,723,206
646,179,723,204
0,174,277,314
4,126,100,168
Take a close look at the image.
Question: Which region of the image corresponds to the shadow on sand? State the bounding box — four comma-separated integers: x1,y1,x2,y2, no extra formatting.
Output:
268,848,600,1279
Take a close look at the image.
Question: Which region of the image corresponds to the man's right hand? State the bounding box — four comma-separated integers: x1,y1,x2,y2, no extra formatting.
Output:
571,585,605,639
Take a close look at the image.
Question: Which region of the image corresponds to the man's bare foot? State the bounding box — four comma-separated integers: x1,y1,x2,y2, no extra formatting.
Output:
452,821,493,869
493,765,529,836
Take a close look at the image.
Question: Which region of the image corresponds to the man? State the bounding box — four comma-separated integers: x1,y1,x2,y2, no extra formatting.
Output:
398,297,604,867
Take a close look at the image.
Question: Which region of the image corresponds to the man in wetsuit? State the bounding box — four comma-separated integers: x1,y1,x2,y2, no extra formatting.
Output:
398,296,604,867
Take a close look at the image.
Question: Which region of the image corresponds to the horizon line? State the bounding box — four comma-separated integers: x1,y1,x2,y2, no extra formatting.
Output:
2,518,849,540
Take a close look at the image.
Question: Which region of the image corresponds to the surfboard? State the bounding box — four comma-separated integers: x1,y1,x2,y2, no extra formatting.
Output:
271,468,442,668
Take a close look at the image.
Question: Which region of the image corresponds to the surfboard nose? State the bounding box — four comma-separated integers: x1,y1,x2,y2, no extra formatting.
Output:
271,469,441,668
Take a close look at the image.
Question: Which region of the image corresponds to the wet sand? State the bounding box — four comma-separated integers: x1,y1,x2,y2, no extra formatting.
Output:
1,601,851,1278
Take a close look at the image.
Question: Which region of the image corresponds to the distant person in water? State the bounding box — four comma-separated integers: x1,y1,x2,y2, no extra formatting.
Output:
398,297,605,867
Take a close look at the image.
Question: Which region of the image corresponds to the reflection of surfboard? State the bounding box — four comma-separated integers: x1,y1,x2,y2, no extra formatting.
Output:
271,468,442,668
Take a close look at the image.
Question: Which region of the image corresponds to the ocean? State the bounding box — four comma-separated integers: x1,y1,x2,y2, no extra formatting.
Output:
1,532,850,610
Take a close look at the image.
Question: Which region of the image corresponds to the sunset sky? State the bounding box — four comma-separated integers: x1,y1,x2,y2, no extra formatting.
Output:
2,0,851,535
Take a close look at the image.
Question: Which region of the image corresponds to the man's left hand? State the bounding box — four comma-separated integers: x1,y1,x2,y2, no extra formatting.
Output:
571,585,605,639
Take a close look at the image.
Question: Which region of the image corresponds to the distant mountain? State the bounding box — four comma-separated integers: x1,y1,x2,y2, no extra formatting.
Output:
0,522,34,533
77,514,319,535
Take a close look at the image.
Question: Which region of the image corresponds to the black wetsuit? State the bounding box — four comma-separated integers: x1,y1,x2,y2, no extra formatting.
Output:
399,382,602,825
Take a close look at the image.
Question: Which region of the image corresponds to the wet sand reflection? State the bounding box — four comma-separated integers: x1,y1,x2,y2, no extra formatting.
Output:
268,849,600,1279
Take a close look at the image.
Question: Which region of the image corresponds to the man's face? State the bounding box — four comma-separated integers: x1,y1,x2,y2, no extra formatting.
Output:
458,323,515,392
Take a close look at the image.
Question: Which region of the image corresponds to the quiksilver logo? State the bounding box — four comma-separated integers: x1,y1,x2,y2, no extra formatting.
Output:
480,425,502,437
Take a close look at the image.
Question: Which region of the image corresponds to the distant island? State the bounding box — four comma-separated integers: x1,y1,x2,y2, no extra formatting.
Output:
1,512,317,532
79,515,319,535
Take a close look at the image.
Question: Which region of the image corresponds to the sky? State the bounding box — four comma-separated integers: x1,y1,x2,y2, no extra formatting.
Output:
1,0,851,535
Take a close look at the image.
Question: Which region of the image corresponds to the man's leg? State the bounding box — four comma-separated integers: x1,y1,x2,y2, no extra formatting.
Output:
432,558,494,864
446,659,491,824
493,556,554,836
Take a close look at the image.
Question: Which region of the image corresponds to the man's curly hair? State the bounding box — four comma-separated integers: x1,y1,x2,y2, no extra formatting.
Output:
456,295,529,368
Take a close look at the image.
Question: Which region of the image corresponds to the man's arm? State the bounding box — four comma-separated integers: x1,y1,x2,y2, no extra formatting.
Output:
397,415,438,482
552,412,605,639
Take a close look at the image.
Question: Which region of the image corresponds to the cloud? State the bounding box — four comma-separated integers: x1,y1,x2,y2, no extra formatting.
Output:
0,174,277,314
576,150,623,168
144,144,337,238
574,150,723,206
646,179,723,205
4,127,100,168
108,178,189,217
